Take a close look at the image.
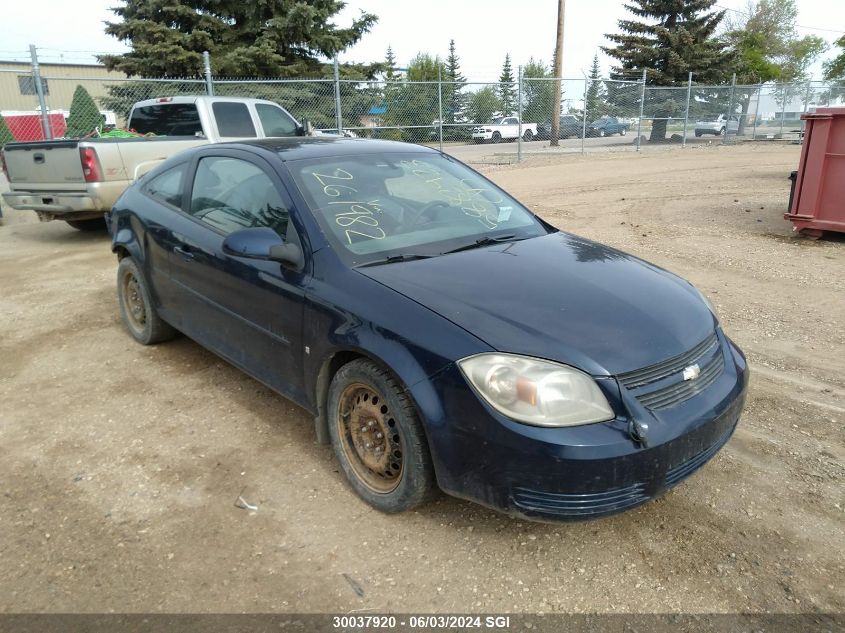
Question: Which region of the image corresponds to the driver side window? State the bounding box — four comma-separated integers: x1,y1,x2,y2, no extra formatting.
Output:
189,157,289,238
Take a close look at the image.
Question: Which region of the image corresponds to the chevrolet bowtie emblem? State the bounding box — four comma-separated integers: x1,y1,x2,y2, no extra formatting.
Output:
682,364,701,381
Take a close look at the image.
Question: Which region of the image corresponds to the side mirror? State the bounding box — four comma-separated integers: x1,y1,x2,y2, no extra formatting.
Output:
298,119,314,136
222,227,303,270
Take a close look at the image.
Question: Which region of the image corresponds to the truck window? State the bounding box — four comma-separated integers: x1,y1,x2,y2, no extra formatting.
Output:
129,104,202,136
212,102,257,138
255,104,298,137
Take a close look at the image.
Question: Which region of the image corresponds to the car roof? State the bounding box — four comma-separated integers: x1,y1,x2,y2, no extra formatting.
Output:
225,136,440,161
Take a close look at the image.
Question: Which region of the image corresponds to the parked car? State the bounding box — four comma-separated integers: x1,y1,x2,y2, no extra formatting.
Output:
472,116,538,143
586,116,630,137
1,96,308,230
110,137,748,522
695,114,739,137
536,115,584,141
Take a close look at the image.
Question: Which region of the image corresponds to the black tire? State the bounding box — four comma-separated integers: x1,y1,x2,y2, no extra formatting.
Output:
116,257,176,345
522,130,533,142
327,359,436,513
620,128,627,136
491,131,502,143
66,218,106,231
695,131,702,137
719,127,726,136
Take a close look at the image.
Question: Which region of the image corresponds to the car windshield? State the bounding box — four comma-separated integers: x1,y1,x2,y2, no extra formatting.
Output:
288,152,548,265
488,117,504,124
590,119,609,126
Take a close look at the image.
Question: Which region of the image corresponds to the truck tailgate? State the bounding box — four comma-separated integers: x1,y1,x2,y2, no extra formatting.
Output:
3,141,86,191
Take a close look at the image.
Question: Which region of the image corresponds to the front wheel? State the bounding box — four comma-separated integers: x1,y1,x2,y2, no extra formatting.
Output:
491,131,501,143
117,257,176,345
599,129,606,137
328,359,436,513
719,127,726,136
620,128,627,136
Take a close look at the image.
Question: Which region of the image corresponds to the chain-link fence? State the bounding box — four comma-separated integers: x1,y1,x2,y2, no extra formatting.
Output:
2,48,845,163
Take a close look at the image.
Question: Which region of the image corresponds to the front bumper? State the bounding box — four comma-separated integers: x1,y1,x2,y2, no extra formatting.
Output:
416,332,749,521
471,132,494,141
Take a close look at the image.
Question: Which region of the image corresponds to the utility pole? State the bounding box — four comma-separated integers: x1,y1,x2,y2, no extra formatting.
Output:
550,0,565,146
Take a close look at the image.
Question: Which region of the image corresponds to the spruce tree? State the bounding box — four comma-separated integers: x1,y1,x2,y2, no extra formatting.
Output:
603,0,729,141
497,54,516,116
444,40,467,127
100,0,377,78
584,53,606,120
0,114,14,147
66,86,103,138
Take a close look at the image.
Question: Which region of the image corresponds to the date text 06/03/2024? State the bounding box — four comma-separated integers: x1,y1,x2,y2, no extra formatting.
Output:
332,615,512,629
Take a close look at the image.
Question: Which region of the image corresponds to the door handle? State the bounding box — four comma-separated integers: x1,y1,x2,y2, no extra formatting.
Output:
173,245,194,261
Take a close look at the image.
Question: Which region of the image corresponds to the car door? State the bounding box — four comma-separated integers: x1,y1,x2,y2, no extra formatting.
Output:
164,149,308,402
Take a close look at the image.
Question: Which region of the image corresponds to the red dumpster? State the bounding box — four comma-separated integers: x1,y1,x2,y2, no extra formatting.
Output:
785,106,845,238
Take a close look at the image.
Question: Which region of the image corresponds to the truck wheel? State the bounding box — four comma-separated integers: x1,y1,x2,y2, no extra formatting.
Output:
328,359,436,513
599,129,606,137
117,257,176,345
620,128,627,136
491,132,501,143
719,127,726,135
695,131,702,137
522,130,533,142
66,218,106,232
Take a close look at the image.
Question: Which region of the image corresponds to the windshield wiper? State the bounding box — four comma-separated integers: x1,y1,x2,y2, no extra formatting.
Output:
441,234,522,255
357,253,436,267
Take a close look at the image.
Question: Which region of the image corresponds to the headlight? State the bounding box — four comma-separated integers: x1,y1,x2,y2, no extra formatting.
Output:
457,354,614,427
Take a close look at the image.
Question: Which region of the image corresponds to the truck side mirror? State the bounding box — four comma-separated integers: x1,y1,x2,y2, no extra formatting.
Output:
298,119,314,136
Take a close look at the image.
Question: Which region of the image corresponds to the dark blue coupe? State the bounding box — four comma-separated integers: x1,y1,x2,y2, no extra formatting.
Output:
109,137,748,521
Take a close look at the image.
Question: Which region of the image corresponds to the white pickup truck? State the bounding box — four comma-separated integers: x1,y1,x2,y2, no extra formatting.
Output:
472,116,538,143
1,96,307,229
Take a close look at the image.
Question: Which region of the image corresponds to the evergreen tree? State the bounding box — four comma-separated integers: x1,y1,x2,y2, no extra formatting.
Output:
66,85,103,138
497,54,516,116
0,114,14,147
99,0,377,78
384,45,400,81
444,40,467,128
584,53,607,120
603,0,730,141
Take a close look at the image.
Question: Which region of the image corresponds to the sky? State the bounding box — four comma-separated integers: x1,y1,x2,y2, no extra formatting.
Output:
0,0,842,81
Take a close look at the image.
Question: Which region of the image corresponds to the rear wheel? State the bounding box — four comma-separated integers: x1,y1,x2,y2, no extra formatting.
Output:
599,129,606,137
328,359,436,513
117,257,176,345
620,128,627,136
695,131,702,137
719,127,726,135
66,218,106,232
522,129,533,142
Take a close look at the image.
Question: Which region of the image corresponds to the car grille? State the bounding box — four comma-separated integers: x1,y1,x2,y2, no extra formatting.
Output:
511,483,650,518
617,333,724,410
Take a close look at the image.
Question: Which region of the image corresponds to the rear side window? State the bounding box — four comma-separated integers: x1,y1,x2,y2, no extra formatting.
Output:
256,104,298,137
129,104,202,136
144,164,186,208
212,102,256,138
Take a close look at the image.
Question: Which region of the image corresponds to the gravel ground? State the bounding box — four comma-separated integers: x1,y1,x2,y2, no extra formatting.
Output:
0,142,842,614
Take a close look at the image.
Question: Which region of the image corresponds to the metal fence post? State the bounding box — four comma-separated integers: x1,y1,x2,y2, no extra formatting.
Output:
752,82,761,140
437,66,444,153
29,45,51,140
202,51,214,96
682,72,692,147
333,57,343,133
779,83,786,138
581,76,588,154
801,80,812,135
636,69,646,151
517,66,523,162
726,72,736,143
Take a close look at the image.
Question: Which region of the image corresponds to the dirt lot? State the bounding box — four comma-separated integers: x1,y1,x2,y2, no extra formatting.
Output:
0,143,842,615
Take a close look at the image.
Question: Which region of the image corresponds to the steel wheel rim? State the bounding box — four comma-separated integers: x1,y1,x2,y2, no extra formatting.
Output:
337,383,404,494
121,270,147,333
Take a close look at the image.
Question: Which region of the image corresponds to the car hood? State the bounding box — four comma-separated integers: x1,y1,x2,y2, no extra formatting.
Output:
358,232,716,376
